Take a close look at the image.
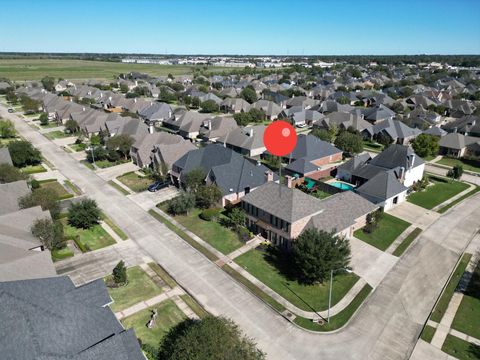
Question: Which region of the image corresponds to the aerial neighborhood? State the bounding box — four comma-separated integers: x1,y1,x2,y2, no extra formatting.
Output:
1,52,480,360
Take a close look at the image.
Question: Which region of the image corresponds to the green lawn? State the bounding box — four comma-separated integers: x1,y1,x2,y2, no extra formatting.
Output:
431,253,472,323
363,140,383,153
437,157,480,173
354,213,411,251
117,171,152,193
408,176,469,210
20,164,47,174
148,263,177,289
179,294,209,319
38,180,72,200
311,189,332,200
293,284,372,331
63,220,116,251
69,143,87,152
43,130,70,140
95,159,130,169
63,180,82,195
107,180,131,195
420,325,436,343
442,334,480,360
438,186,480,214
392,227,422,257
51,246,74,262
105,266,163,312
102,215,128,240
121,300,187,351
163,208,243,255
235,248,359,312
38,122,60,129
0,58,240,81
451,262,480,339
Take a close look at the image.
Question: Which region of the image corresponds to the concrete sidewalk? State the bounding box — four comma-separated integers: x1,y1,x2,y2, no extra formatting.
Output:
227,236,263,260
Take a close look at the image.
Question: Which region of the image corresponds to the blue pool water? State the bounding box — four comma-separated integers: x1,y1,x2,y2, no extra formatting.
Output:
329,182,354,191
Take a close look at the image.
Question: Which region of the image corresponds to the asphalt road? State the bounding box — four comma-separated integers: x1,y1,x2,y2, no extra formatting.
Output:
4,106,480,360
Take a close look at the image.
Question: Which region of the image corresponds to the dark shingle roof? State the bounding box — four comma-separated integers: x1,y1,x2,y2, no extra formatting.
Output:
0,276,144,360
290,134,342,161
356,171,408,201
0,148,13,166
337,153,371,173
368,144,424,169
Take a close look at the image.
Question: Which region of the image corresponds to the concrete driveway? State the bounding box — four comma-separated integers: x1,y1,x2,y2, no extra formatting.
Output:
96,162,140,181
5,104,480,360
128,186,180,211
350,237,398,288
388,201,441,229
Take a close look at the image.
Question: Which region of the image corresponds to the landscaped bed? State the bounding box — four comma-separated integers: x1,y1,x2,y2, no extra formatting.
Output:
407,176,469,210
62,219,116,251
117,171,152,193
235,247,359,312
157,206,243,255
437,157,480,173
354,213,411,251
121,300,187,351
105,266,163,312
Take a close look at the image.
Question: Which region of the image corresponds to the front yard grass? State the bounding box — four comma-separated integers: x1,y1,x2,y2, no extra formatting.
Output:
420,325,436,343
442,334,480,360
51,246,74,262
392,227,422,257
451,261,480,339
438,186,480,214
106,266,163,312
69,143,87,152
117,171,151,193
407,176,470,210
437,157,480,173
62,219,116,251
431,253,472,323
235,248,359,312
101,215,128,240
20,164,47,174
121,300,187,350
43,130,70,140
158,206,243,255
107,180,131,195
95,159,130,169
148,262,177,289
179,294,209,319
354,213,411,251
38,179,73,200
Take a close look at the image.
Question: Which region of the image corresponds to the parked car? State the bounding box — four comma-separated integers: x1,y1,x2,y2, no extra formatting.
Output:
148,180,169,192
7,108,14,113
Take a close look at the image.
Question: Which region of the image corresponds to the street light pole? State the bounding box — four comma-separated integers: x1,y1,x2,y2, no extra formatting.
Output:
90,144,96,168
327,269,333,323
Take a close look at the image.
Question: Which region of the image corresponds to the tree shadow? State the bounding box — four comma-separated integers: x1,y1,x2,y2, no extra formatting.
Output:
468,342,480,359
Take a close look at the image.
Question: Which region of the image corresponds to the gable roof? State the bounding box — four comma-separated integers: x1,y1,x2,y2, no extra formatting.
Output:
0,276,144,360
290,134,342,161
218,125,266,152
356,171,408,200
368,144,424,170
0,180,30,216
439,132,479,150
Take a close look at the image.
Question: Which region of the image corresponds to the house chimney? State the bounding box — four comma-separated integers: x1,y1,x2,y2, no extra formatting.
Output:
149,123,154,134
410,154,416,169
399,166,405,181
265,170,273,182
286,175,293,188
248,128,253,136
207,120,212,130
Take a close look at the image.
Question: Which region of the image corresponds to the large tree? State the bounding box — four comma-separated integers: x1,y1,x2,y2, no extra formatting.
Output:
200,100,219,113
65,119,79,134
158,316,265,360
334,131,363,155
292,229,351,284
7,141,42,168
31,218,64,250
185,168,206,192
195,184,223,209
20,95,41,113
106,134,134,159
67,198,101,229
0,119,16,138
240,86,258,104
167,192,196,215
19,188,60,218
410,134,439,158
41,76,55,92
0,163,28,183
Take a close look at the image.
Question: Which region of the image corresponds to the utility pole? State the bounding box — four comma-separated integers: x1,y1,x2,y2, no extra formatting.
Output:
327,269,333,323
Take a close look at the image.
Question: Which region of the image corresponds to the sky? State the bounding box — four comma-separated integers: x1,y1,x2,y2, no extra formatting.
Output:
0,0,479,55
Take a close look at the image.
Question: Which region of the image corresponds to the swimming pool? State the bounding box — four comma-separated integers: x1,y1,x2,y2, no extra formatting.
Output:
329,182,354,191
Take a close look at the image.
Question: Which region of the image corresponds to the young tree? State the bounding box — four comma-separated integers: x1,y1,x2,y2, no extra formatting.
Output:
65,119,79,134
334,131,363,155
292,229,351,284
112,260,127,285
31,218,64,250
447,164,463,180
106,134,134,159
185,168,206,192
0,163,28,183
67,198,101,229
39,113,49,126
158,316,265,360
7,141,42,167
410,134,439,158
228,208,246,230
240,86,258,104
0,119,16,138
19,188,60,218
195,184,223,209
168,192,196,215
200,100,219,113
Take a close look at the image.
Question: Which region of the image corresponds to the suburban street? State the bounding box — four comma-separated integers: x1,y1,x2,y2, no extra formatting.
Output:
3,104,480,360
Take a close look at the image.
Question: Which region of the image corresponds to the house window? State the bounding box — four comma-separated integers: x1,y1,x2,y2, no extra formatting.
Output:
245,187,250,194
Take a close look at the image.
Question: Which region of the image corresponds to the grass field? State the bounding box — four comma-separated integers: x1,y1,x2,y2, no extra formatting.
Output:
106,266,163,312
43,130,69,140
407,176,469,210
438,186,480,214
38,180,72,200
117,171,151,193
235,248,359,312
62,220,116,251
437,157,480,173
354,213,411,251
0,59,238,81
121,300,187,351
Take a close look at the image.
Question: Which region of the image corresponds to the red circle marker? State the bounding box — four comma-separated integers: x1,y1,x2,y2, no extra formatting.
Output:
263,120,297,157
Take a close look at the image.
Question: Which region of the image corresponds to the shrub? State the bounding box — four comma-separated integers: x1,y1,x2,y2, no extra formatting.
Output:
237,226,252,242
7,141,42,168
199,208,221,221
67,198,101,229
168,192,196,215
113,260,127,285
30,179,40,189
